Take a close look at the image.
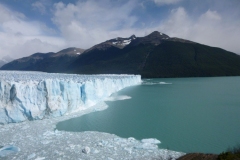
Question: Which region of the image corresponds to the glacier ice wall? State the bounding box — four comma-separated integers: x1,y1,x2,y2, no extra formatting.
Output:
0,71,141,124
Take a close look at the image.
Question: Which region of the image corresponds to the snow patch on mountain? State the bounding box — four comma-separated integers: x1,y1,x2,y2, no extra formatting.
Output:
111,35,136,47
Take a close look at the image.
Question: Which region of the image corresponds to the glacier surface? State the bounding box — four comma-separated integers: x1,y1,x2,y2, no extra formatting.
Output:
0,71,141,124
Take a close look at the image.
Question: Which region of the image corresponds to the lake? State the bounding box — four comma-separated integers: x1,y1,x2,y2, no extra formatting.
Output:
56,77,240,154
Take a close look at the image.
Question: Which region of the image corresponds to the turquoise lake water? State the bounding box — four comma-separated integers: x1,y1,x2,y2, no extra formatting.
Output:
56,77,240,154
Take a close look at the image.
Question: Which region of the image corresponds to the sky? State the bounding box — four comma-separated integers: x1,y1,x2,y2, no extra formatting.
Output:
0,0,240,59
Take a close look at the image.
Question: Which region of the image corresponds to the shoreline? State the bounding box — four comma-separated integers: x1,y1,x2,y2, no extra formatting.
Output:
0,100,185,159
1,75,236,159
177,153,218,160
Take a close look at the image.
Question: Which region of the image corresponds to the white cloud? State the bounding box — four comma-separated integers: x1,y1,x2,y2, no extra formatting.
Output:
157,7,192,38
156,7,240,54
52,0,138,49
200,10,221,21
51,0,240,55
1,0,240,60
31,0,52,15
32,1,46,15
153,0,184,6
0,3,25,23
0,3,65,59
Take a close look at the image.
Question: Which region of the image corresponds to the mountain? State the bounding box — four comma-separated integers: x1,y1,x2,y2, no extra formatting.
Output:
66,31,240,77
2,31,240,78
0,56,14,68
0,47,84,72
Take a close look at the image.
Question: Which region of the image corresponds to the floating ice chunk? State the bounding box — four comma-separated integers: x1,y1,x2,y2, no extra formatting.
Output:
0,145,20,157
97,142,104,147
134,143,158,150
93,149,100,154
104,95,131,101
128,137,136,143
158,149,186,160
27,153,36,159
142,81,172,85
134,138,161,150
124,147,133,154
159,82,172,85
41,140,51,144
113,138,127,144
141,138,161,144
92,102,108,112
82,146,90,154
35,157,45,160
43,131,55,137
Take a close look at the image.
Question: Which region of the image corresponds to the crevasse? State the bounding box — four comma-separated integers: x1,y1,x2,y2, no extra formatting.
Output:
0,71,141,124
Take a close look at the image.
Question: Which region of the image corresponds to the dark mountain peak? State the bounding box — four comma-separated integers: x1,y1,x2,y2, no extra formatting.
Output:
130,34,136,39
31,52,52,57
169,37,195,44
2,31,240,78
129,31,169,46
53,47,85,57
129,31,196,46
0,47,83,71
113,34,136,41
85,35,137,53
109,34,137,48
146,31,170,39
148,31,160,36
146,31,194,43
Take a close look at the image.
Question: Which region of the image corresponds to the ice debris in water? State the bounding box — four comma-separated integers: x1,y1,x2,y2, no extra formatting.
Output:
0,71,185,159
27,153,36,159
141,138,161,144
0,145,20,157
142,81,172,85
104,95,131,101
0,71,141,124
0,105,185,159
82,146,91,154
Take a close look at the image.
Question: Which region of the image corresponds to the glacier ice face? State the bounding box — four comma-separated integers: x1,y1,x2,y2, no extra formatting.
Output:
0,71,141,124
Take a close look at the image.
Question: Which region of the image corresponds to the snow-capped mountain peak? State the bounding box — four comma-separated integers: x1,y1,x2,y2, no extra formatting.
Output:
109,35,137,47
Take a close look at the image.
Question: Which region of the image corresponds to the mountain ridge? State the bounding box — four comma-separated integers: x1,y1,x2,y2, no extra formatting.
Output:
0,56,14,68
0,47,84,72
1,31,240,78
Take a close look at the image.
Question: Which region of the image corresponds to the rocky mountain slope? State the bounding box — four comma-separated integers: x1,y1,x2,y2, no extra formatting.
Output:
2,31,240,78
1,47,84,72
67,31,240,77
0,56,14,68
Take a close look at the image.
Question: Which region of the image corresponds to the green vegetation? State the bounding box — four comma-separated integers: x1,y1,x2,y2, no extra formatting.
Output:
68,41,240,78
218,145,240,160
2,34,240,78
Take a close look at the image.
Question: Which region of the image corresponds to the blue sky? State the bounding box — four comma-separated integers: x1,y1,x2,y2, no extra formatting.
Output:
0,0,240,59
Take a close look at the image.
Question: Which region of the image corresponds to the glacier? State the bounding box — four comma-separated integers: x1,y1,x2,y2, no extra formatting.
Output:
0,71,185,159
0,71,141,124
